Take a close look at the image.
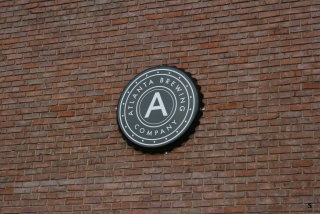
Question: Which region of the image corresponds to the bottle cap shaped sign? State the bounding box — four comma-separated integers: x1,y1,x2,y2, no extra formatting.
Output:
117,66,200,150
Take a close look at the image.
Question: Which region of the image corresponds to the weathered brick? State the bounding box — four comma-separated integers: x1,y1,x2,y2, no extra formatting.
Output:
303,82,320,89
292,160,314,168
57,111,75,117
147,11,183,20
111,18,129,25
50,105,68,111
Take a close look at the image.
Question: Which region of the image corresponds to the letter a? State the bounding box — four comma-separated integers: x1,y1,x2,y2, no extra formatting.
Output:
144,92,168,118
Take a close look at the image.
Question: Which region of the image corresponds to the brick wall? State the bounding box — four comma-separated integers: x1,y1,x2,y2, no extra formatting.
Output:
1,0,320,213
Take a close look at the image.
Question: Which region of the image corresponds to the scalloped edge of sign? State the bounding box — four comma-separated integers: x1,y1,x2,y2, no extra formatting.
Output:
117,65,204,154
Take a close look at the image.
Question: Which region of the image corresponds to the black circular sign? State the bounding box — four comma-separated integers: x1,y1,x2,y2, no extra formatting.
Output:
117,66,199,149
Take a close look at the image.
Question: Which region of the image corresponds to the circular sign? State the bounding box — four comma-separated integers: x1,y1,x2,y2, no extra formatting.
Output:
117,66,199,149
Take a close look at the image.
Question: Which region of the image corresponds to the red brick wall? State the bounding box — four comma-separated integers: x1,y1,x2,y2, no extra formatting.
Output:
1,0,320,213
